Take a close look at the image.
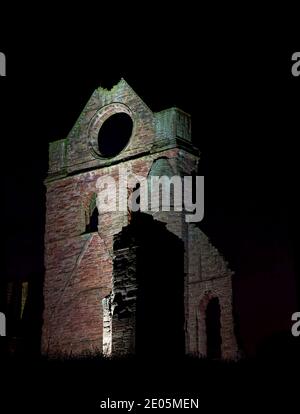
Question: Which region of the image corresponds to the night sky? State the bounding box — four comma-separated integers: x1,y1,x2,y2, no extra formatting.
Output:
1,19,299,357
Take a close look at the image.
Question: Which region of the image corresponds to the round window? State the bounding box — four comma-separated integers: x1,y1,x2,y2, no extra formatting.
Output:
97,112,133,157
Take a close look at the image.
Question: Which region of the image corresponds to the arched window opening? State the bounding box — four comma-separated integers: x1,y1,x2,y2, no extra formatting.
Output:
128,183,141,223
84,194,98,233
205,297,222,359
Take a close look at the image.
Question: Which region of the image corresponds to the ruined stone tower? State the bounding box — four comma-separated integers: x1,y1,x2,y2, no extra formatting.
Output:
42,79,238,359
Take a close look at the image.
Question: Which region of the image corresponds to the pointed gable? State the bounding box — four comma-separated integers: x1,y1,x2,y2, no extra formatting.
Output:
48,79,155,178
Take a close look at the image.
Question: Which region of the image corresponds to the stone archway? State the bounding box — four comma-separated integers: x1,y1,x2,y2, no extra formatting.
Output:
205,297,222,359
197,290,238,359
197,292,222,358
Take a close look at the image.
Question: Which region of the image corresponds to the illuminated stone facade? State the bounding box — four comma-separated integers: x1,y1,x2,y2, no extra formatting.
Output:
42,79,237,358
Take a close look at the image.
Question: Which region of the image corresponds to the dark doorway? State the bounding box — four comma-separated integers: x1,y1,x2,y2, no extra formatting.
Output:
113,213,185,359
205,297,222,359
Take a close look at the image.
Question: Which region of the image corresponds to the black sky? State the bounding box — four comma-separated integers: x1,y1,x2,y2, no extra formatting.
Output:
1,19,299,356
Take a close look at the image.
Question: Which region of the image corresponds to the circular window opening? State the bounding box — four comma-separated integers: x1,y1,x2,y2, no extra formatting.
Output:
97,112,133,157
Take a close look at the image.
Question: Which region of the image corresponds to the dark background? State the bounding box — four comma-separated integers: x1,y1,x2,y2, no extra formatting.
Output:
0,11,299,409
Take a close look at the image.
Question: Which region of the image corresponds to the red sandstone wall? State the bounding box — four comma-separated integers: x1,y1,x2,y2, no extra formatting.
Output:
43,80,237,358
42,148,197,356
